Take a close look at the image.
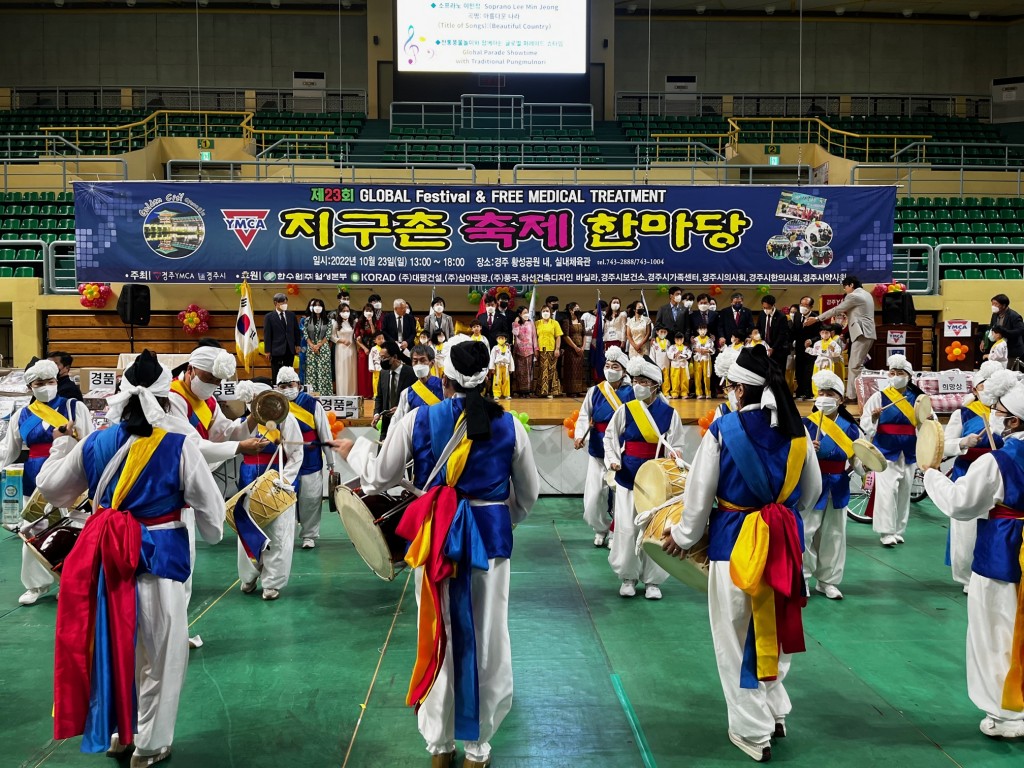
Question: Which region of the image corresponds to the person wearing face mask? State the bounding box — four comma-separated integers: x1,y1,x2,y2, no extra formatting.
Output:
662,345,821,762
805,324,844,395
603,296,627,351
666,331,692,399
655,286,690,343
574,347,634,547
431,330,449,379
984,325,1009,367
650,326,672,396
262,292,302,383
47,350,84,401
368,293,385,324
756,294,790,369
393,345,444,425
490,332,516,400
232,378,303,601
940,361,1006,591
423,295,455,345
560,303,586,396
276,367,335,550
625,300,653,360
533,304,563,398
710,346,740,422
383,298,417,361
692,322,715,399
860,354,927,547
354,302,379,399
791,296,818,400
604,355,685,600
36,350,224,767
923,369,1024,740
475,295,512,348
373,341,417,440
512,307,536,396
801,371,861,600
303,299,334,396
718,292,754,352
0,358,93,606
986,294,1024,370
330,301,358,396
689,293,720,396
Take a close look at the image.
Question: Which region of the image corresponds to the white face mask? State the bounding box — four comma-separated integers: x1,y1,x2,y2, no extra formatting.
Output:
610,302,620,311
764,309,773,316
413,364,431,379
312,306,322,314
888,374,909,390
436,336,446,344
32,384,57,403
541,312,550,319
989,413,1006,436
992,304,1001,313
604,367,623,383
672,295,681,304
709,303,717,311
633,383,653,401
799,306,810,316
190,378,218,400
658,334,668,341
340,311,350,319
727,390,739,410
372,302,382,310
279,303,288,312
683,300,693,308
978,390,997,407
815,396,839,415
433,304,443,313
280,386,299,401
364,311,373,318
698,303,709,311
487,307,495,314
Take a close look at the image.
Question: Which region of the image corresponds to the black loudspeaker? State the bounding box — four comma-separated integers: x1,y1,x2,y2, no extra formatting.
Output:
117,284,151,326
881,292,916,325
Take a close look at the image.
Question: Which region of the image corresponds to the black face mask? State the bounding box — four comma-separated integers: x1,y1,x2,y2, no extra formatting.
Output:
550,304,559,311
499,301,508,309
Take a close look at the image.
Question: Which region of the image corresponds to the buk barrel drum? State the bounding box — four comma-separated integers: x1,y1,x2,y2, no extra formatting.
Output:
225,470,296,532
852,438,887,473
634,500,710,592
633,457,688,515
20,518,85,576
916,420,945,471
335,484,415,581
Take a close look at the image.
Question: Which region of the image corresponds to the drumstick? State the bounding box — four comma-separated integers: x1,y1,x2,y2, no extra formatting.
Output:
878,395,910,411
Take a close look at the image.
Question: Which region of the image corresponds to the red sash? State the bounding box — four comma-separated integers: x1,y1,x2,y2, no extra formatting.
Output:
991,505,1024,521
878,424,916,436
28,443,52,459
623,441,658,459
243,454,274,466
818,460,847,474
593,421,608,433
964,447,992,463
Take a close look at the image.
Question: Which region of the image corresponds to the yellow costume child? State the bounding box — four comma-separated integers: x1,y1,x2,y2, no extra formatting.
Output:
691,325,715,399
489,333,515,399
667,332,691,399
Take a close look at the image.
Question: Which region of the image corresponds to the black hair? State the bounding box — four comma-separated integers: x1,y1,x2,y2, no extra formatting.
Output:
669,285,682,295
411,343,435,362
121,350,167,437
48,350,73,368
761,294,777,306
992,294,1010,308
368,293,382,303
842,274,862,288
382,340,402,358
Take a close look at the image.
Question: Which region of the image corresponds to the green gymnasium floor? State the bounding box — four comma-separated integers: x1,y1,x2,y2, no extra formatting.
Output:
2,497,1021,768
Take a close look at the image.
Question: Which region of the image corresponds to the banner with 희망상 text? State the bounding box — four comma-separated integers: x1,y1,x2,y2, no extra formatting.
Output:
73,182,895,285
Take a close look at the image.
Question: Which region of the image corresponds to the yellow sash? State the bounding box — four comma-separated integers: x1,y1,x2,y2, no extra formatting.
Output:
257,423,281,444
412,380,441,406
728,436,807,682
288,401,316,430
626,400,661,444
28,401,69,430
108,429,167,511
170,379,213,430
597,381,623,411
883,386,917,426
807,412,855,458
966,400,990,420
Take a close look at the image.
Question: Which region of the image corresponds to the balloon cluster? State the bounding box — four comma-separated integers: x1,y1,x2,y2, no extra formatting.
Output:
945,341,968,362
657,285,670,295
871,280,907,301
234,283,243,294
178,304,210,335
562,408,581,438
326,411,347,437
468,289,483,305
509,409,531,433
697,407,717,437
756,285,771,296
78,282,112,308
337,284,350,295
709,284,723,296
286,284,300,296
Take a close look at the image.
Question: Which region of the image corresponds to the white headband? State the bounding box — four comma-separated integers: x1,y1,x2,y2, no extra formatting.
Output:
727,363,766,388
886,354,913,375
235,380,271,405
627,356,662,386
190,347,236,379
25,359,59,386
276,366,300,385
813,370,845,395
105,364,172,426
714,347,739,381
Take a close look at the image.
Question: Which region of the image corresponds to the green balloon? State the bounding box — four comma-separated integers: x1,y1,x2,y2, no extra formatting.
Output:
523,424,531,433
518,412,530,424
510,410,519,418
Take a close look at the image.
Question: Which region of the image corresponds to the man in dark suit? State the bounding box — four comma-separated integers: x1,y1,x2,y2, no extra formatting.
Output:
717,292,754,349
756,294,791,369
381,298,417,360
263,292,301,382
373,340,417,439
989,292,1024,369
791,295,818,400
476,295,512,347
654,286,689,342
47,350,84,400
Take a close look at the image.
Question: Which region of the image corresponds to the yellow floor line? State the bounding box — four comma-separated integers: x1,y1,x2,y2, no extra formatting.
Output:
188,580,240,629
341,569,413,768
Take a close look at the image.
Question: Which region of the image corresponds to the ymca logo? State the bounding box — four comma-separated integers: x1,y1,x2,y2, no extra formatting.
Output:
222,209,270,250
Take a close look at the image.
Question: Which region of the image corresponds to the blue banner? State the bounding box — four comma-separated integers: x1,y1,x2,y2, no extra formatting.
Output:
73,182,895,285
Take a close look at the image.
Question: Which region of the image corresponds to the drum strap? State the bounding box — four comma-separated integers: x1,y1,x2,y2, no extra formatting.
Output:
883,387,917,425
807,412,855,458
28,400,70,431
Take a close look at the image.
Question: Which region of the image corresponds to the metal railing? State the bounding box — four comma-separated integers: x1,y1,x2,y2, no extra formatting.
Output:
892,243,935,294
0,134,84,157
389,99,593,133
614,91,991,120
0,156,128,192
725,116,931,162
933,243,1024,285
849,163,1024,197
892,141,1024,166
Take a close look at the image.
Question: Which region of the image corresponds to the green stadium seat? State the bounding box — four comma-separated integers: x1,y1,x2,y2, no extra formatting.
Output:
958,252,978,264
944,269,964,279
997,252,1017,264
0,266,12,277
919,222,936,233
978,252,996,263
939,252,958,264
901,236,919,244
937,236,956,246
970,222,987,233
1006,269,1023,279
984,269,1003,279
964,269,984,279
920,237,938,248
13,266,34,277
936,222,953,233
963,197,980,207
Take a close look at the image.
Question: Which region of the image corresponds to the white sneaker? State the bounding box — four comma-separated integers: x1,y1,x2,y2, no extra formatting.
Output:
188,634,203,649
980,716,1024,739
18,587,49,606
593,533,607,547
619,579,637,598
880,534,898,547
963,585,970,595
130,747,171,768
728,732,772,762
645,585,663,600
107,735,131,757
302,538,315,549
262,588,280,601
240,580,257,594
815,583,844,600
894,534,905,544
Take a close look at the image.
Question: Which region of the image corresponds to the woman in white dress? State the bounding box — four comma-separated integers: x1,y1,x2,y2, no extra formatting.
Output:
625,300,652,359
331,304,358,395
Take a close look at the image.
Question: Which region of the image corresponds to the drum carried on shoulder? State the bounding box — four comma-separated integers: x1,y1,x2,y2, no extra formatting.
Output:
631,457,711,592
334,481,415,581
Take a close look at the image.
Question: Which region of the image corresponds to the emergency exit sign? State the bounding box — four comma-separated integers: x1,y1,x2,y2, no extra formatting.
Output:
199,151,212,162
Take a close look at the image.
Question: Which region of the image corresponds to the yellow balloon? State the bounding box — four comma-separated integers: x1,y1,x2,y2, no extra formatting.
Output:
293,355,300,368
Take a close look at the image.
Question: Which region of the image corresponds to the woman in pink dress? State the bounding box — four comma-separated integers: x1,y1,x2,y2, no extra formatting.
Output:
512,305,537,396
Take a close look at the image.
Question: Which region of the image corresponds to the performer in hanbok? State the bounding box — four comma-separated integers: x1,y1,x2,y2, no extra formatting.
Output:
36,350,223,768
802,371,860,600
573,347,634,548
923,368,1024,739
711,347,740,422
334,335,539,768
940,361,1005,591
393,344,445,423
662,345,821,762
0,358,92,605
603,355,685,600
489,332,515,400
233,379,302,600
275,367,335,550
860,355,925,547
692,323,715,399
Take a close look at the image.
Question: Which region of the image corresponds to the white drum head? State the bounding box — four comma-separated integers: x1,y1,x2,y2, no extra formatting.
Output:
914,395,933,423
334,485,397,581
642,539,710,593
916,420,945,471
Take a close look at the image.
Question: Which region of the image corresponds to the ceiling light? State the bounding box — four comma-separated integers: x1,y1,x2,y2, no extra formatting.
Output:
765,5,775,15
626,2,637,12
835,7,845,16
969,10,979,19
126,0,136,6
271,0,280,7
54,0,64,6
902,8,912,17
695,5,706,14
